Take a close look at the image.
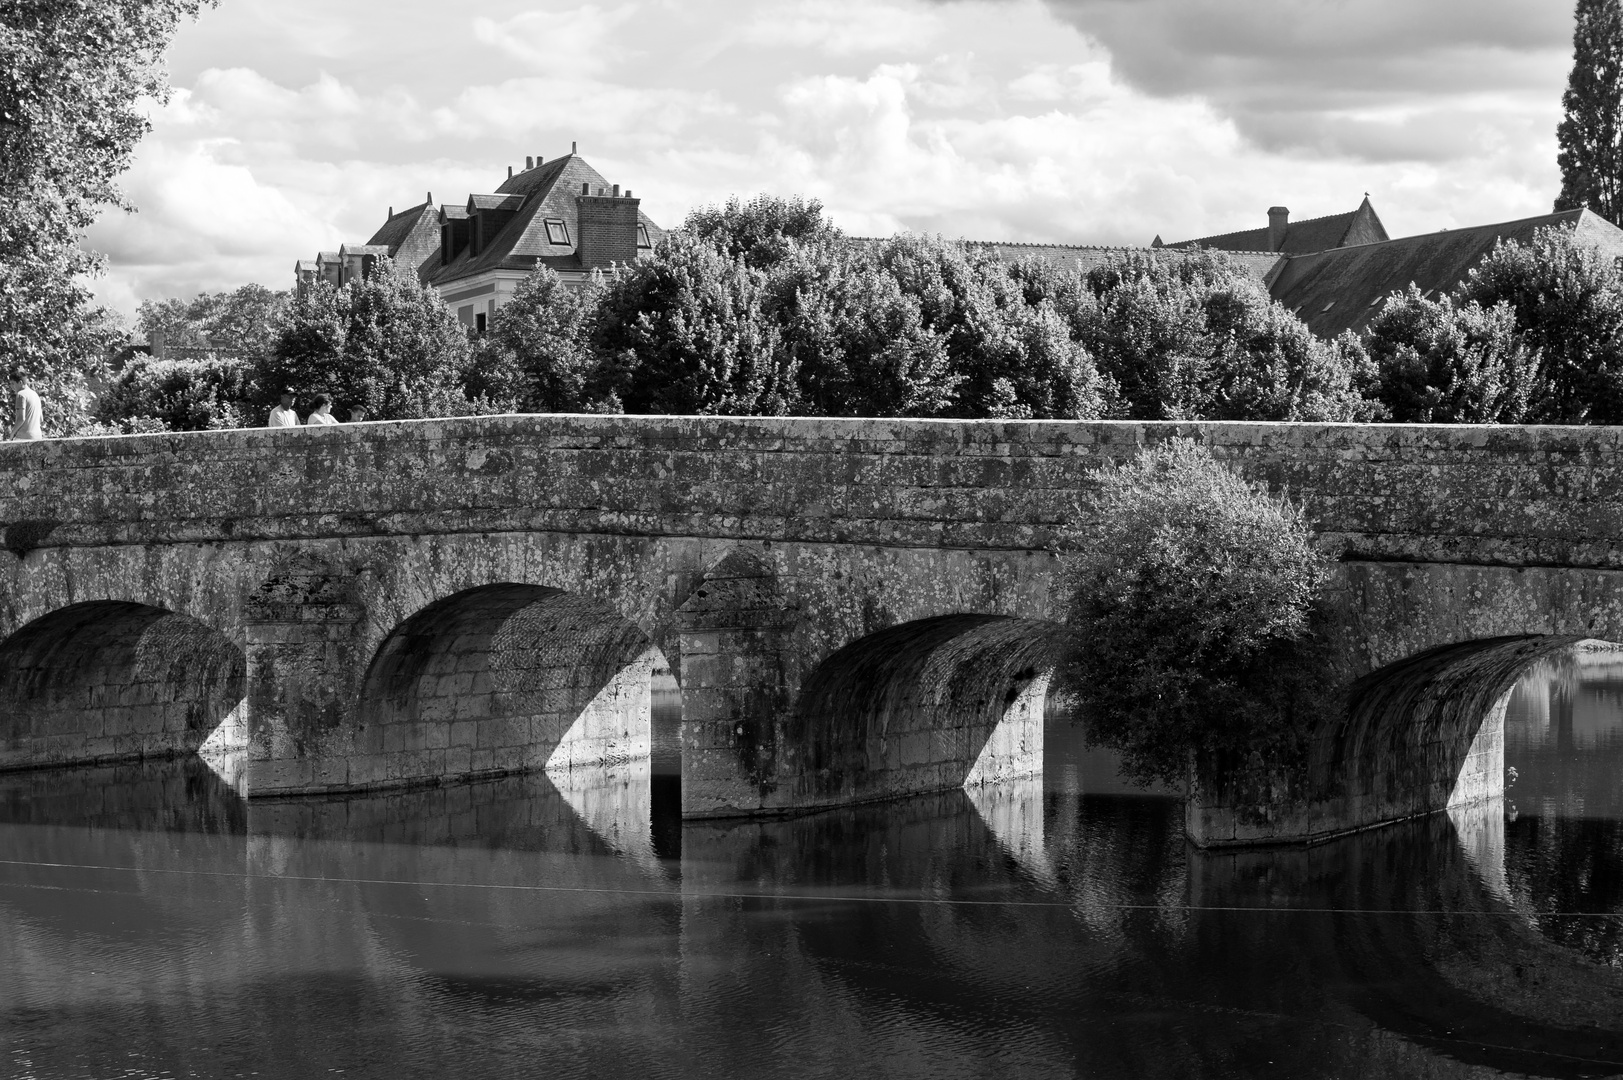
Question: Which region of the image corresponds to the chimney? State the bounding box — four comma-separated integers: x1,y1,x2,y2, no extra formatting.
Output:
508,165,514,179
612,184,620,197
625,189,632,199
388,206,393,218
571,141,578,154
427,191,433,204
1267,206,1290,252
577,188,641,269
525,156,533,169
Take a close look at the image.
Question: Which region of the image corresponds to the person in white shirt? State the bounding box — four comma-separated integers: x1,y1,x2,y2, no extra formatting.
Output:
305,394,340,426
268,389,300,428
6,368,43,441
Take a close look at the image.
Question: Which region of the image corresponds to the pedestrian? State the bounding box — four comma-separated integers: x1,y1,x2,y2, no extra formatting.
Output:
349,406,368,423
306,394,340,426
268,389,299,428
6,368,43,441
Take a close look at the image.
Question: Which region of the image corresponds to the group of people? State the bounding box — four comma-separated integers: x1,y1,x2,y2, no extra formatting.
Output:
4,371,362,441
267,390,360,428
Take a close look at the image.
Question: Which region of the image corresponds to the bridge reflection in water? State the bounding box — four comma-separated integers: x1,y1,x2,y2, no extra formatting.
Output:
3,692,1622,1079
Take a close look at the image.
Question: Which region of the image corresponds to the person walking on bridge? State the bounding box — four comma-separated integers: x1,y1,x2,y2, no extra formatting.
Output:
268,389,300,428
305,394,339,426
6,369,43,441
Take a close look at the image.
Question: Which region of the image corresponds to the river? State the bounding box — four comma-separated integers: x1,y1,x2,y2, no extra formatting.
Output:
2,660,1622,1079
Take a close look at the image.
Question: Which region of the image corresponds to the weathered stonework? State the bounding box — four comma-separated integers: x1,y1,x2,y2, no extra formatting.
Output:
2,416,1622,842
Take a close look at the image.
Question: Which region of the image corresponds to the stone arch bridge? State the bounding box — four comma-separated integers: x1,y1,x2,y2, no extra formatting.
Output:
1,415,1619,847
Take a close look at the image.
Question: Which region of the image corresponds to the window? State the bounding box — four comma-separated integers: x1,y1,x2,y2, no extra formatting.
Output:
475,312,487,335
636,223,652,249
544,218,570,245
458,305,474,327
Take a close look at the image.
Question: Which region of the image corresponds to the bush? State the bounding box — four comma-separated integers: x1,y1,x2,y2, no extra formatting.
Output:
1064,440,1332,794
469,267,607,412
98,355,253,432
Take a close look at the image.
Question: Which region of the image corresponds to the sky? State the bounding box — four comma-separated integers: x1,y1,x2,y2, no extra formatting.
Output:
83,0,1577,319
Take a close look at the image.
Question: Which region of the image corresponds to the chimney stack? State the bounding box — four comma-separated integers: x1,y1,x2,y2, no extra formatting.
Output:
1267,206,1290,252
525,156,533,169
508,165,514,179
427,191,433,204
571,141,578,155
537,154,544,165
612,184,620,197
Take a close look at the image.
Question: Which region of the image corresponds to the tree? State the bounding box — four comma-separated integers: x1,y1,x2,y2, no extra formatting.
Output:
1079,249,1373,422
684,194,840,269
768,240,959,418
1556,0,1623,221
868,236,1106,419
263,261,474,421
1,0,212,398
98,355,252,432
466,267,606,413
1064,440,1332,794
1365,286,1542,423
1455,224,1623,422
137,284,287,356
589,233,793,415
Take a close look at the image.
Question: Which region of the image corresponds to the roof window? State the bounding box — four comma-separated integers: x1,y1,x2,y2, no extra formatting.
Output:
544,219,570,245
636,223,652,249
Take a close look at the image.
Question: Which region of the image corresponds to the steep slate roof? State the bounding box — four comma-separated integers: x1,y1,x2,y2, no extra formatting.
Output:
1270,209,1623,339
425,153,665,287
1167,198,1389,255
967,241,1285,287
364,201,441,281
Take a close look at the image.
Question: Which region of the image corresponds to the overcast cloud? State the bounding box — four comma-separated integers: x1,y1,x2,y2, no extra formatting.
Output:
84,0,1577,318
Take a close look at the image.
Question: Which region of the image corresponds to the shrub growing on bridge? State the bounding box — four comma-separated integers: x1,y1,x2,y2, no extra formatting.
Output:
1065,440,1333,795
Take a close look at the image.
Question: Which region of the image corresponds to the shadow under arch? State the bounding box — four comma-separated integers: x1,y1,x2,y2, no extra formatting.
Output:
355,583,661,787
781,614,1074,808
1193,635,1617,846
0,600,244,771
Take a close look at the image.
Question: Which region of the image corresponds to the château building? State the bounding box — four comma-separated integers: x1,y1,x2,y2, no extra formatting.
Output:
297,146,664,333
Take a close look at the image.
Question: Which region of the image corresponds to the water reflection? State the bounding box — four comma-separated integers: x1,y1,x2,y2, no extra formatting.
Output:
1,686,1622,1078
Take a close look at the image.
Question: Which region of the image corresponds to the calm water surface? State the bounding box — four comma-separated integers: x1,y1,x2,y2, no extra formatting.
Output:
3,666,1623,1079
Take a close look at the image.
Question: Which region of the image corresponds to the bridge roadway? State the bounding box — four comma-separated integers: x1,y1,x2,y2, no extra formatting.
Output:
2,414,1623,846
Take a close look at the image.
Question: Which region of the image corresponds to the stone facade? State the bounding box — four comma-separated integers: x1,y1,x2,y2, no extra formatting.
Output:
4,416,1623,844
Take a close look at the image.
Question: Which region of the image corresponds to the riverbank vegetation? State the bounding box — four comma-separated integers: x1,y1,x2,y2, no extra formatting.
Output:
1064,440,1334,797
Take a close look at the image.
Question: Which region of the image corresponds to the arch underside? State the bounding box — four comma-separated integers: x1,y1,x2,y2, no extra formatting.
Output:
1191,635,1598,847
0,601,245,771
352,584,658,790
775,615,1067,811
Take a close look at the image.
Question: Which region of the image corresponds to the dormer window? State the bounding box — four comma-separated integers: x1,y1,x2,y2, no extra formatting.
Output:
636,224,652,249
544,219,570,245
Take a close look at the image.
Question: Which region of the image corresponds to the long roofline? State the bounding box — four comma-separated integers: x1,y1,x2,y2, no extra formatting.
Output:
1280,207,1591,259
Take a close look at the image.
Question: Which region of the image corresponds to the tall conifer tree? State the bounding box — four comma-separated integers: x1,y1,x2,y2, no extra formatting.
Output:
1557,0,1623,221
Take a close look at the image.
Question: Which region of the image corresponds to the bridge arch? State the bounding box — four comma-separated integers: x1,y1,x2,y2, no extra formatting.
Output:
349,583,661,789
774,614,1074,809
0,600,245,771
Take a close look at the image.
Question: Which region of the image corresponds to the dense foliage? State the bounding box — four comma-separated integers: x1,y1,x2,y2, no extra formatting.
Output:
102,202,1623,435
1556,0,1623,222
263,261,478,422
1064,440,1333,794
1365,287,1541,423
1,0,211,424
97,354,252,432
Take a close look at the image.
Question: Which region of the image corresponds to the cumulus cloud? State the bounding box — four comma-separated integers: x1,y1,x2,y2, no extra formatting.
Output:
84,0,1576,318
1029,0,1572,162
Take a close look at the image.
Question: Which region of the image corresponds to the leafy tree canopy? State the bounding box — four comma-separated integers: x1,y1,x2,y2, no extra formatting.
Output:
1,0,212,386
1455,223,1623,422
684,194,840,269
137,284,287,357
1365,286,1542,423
263,261,476,422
